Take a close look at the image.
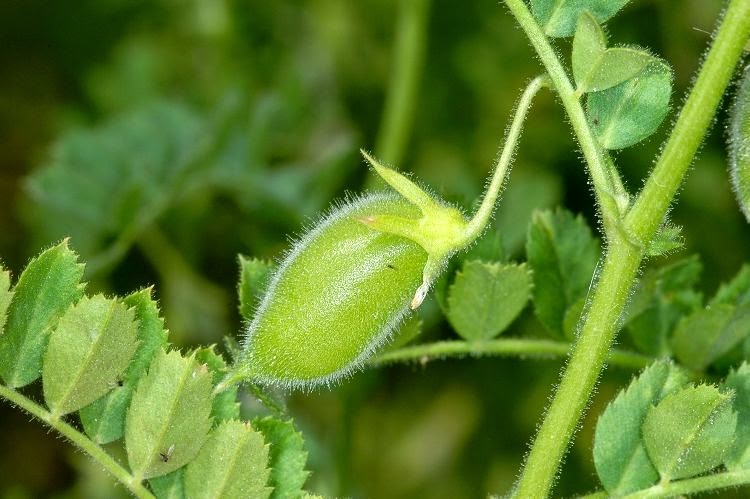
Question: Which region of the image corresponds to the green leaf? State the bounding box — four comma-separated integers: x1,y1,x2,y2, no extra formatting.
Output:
729,64,750,222
24,103,204,261
587,60,673,149
572,14,654,94
148,469,185,499
572,12,606,91
724,362,750,470
580,48,654,95
646,223,684,257
238,256,274,321
446,261,531,341
194,345,240,424
0,241,85,388
184,420,271,499
643,385,737,481
531,0,631,38
386,314,423,351
526,209,600,338
671,303,750,371
252,416,309,499
594,360,688,494
0,266,12,335
79,288,169,444
42,295,138,417
710,264,750,307
624,256,702,356
125,349,213,480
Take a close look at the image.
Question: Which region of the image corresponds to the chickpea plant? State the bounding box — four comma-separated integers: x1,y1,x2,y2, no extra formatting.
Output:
2,0,750,497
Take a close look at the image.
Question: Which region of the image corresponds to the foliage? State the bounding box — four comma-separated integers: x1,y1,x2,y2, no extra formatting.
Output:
1,0,749,498
0,247,309,498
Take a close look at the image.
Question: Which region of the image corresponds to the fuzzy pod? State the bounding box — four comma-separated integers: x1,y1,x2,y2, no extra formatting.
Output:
730,64,750,222
236,193,427,389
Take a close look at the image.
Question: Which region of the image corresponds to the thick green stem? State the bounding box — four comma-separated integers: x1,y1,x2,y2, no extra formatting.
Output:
0,384,154,499
625,0,750,242
462,75,549,244
506,0,750,497
514,238,641,498
374,0,431,167
503,0,625,232
370,338,650,369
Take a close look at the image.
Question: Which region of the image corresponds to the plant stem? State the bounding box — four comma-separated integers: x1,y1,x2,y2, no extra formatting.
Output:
514,238,642,498
374,0,431,167
621,469,750,498
0,384,154,499
462,75,549,244
505,0,750,497
625,0,750,242
370,338,651,370
503,0,625,232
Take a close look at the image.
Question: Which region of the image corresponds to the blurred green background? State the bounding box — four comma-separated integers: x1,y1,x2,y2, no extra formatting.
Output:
0,0,746,497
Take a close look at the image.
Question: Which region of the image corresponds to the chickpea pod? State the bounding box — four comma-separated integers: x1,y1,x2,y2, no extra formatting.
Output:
223,76,547,389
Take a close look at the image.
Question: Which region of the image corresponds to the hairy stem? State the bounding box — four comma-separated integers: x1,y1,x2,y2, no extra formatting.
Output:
0,384,155,499
506,0,750,497
625,0,750,242
462,75,549,244
503,0,625,233
375,0,431,167
370,338,650,369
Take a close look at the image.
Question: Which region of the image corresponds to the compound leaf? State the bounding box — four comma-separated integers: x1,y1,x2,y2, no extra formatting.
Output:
447,261,531,341
238,256,274,321
531,0,632,38
594,360,688,494
125,349,213,479
24,103,204,263
0,241,85,388
252,416,309,499
724,363,750,470
729,64,750,222
43,295,138,416
526,209,600,338
80,288,168,444
643,385,737,481
588,60,673,149
184,420,271,499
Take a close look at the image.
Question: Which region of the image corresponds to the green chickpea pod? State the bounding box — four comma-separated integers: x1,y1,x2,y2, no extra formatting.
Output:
222,76,547,390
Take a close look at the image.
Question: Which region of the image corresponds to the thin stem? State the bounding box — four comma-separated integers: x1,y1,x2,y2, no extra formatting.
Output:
370,338,651,370
374,0,431,167
620,469,750,499
508,1,750,497
0,384,154,499
503,0,625,233
462,75,549,244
